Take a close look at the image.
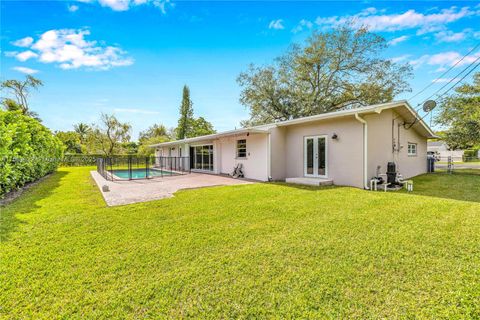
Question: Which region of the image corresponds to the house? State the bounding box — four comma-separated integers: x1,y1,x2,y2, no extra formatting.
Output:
427,141,464,161
151,100,436,189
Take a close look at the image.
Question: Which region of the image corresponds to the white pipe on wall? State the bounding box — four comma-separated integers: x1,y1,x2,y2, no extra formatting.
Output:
355,113,369,189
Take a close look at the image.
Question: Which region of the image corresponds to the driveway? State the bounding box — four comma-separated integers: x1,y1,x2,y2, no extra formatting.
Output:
91,171,253,206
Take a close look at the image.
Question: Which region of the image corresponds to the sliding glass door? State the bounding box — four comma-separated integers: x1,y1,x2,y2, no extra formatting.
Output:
304,136,327,177
192,145,213,171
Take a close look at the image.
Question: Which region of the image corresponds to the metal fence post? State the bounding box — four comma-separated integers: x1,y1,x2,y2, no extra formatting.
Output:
128,155,132,180
145,156,149,179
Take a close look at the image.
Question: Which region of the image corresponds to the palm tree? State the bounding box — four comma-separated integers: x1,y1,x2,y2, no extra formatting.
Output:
74,123,91,144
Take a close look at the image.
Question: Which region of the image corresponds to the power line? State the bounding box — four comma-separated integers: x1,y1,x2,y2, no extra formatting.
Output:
436,59,480,100
405,59,480,129
420,55,480,104
408,42,480,101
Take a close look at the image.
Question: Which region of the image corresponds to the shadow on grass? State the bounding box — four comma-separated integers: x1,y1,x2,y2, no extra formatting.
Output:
268,181,345,192
402,170,480,203
0,170,69,242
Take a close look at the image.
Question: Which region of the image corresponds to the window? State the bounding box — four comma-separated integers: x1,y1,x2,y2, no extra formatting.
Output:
408,143,417,156
193,145,213,171
237,139,247,158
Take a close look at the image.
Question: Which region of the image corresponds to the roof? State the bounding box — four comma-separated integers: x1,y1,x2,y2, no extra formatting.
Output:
428,141,446,147
150,127,269,148
150,100,437,147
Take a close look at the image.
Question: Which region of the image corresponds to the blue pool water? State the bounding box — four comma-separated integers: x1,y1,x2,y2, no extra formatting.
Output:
112,168,174,179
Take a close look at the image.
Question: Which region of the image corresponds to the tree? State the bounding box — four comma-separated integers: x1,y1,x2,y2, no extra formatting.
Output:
2,97,41,121
190,117,216,137
177,85,194,139
237,23,412,126
55,131,83,154
120,141,139,155
137,123,172,156
73,123,91,144
1,76,43,120
139,124,169,142
138,136,170,156
87,113,131,156
435,72,480,150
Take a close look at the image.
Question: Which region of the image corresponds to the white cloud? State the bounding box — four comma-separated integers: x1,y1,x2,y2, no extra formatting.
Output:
16,50,38,61
431,78,458,83
388,35,409,46
114,108,160,114
410,51,480,69
82,0,173,13
12,66,39,75
434,28,476,42
99,0,129,11
68,4,79,12
10,29,133,71
152,0,173,14
12,37,34,47
314,6,479,35
389,54,411,63
268,19,285,30
292,19,313,33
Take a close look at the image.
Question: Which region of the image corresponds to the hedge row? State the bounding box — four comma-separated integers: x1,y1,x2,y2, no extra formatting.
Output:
60,154,105,167
0,111,64,196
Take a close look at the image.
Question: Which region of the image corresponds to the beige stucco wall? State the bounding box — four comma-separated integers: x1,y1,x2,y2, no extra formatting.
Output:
365,109,427,180
269,126,287,181
217,133,269,181
283,117,364,188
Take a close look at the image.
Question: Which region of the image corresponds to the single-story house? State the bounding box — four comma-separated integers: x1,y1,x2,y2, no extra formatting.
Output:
427,141,464,161
151,100,436,189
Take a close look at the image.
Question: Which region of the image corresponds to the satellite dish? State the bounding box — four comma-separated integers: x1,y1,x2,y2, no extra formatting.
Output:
423,100,437,112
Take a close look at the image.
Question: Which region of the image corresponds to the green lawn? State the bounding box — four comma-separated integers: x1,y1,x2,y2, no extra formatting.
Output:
1,167,480,319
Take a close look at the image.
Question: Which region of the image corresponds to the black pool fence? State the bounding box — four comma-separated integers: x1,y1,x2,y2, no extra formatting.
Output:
96,156,190,181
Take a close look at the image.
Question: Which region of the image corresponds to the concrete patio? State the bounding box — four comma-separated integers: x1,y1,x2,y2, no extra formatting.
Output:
90,171,253,206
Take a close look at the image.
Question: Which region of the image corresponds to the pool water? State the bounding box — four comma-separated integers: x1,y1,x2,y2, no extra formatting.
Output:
112,168,174,179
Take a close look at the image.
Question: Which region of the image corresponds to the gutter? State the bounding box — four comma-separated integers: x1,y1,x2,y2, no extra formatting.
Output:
355,113,369,189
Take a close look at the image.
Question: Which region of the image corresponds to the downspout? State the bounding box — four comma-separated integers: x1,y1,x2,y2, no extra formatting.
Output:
355,113,369,189
267,132,272,181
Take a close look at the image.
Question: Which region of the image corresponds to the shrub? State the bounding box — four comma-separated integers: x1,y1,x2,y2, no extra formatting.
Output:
0,110,64,196
463,149,479,162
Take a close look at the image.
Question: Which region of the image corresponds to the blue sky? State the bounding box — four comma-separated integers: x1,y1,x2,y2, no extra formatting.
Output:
1,0,480,139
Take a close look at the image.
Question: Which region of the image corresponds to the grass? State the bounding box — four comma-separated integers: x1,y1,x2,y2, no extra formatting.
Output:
1,167,480,319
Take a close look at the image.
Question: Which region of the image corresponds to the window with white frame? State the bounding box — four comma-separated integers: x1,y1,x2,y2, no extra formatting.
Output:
237,139,247,158
407,142,417,156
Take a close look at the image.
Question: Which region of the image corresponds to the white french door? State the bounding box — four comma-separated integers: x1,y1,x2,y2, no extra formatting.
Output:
304,135,327,178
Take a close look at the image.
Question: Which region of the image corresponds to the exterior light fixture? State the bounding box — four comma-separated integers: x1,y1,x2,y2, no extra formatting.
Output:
332,133,338,140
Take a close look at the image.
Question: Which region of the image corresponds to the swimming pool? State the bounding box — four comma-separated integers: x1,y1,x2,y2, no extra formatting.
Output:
112,168,175,179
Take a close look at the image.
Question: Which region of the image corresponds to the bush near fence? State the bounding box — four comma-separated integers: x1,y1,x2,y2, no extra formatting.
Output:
0,110,64,196
463,149,480,162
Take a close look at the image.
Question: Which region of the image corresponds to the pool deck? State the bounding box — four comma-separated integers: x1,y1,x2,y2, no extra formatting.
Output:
90,171,253,206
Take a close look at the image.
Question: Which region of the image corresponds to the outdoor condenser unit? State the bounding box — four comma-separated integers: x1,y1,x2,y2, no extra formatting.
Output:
386,162,397,185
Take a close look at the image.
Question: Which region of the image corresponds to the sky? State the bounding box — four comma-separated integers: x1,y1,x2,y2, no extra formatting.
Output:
1,0,480,140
